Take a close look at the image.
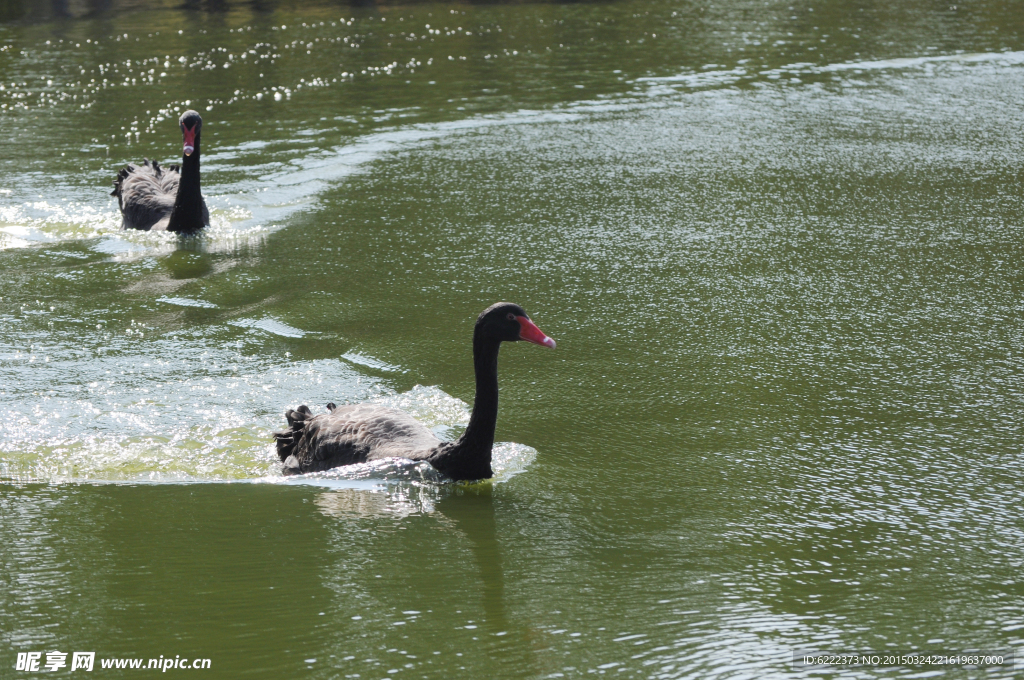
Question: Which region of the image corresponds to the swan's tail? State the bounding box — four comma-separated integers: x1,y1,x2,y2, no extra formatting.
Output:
273,404,313,462
110,166,130,198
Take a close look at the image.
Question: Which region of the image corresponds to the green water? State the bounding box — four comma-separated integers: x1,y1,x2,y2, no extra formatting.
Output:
2,0,1024,677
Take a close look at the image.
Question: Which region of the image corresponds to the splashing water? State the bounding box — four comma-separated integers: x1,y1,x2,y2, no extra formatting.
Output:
0,369,536,486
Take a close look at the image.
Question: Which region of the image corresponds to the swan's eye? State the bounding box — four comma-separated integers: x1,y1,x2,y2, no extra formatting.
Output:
507,313,516,321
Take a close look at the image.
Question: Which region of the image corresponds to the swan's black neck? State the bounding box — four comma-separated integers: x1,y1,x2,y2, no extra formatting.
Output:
462,334,501,453
431,332,502,480
166,137,204,235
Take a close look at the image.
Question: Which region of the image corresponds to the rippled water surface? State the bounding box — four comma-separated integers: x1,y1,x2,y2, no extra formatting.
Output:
2,0,1024,677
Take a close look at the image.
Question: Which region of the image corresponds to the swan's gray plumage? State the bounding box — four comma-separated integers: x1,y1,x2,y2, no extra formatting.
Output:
276,403,444,473
111,160,204,231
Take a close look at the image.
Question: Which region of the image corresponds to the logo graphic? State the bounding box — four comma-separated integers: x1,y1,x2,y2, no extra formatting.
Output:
15,652,94,672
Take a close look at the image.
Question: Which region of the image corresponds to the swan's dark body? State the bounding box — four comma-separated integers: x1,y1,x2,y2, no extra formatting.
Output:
274,302,555,481
111,110,209,234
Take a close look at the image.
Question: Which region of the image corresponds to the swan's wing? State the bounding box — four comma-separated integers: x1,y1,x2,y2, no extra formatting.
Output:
274,403,441,472
163,164,182,192
112,159,177,231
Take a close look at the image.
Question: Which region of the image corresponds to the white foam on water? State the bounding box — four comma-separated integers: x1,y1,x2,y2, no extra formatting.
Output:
0,196,267,257
0,368,537,486
815,49,1024,72
229,316,308,338
635,66,749,87
341,351,406,374
0,201,116,247
638,50,1024,90
157,296,219,309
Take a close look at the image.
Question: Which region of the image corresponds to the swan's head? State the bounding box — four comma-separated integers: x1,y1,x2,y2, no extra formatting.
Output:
478,302,556,348
179,110,202,156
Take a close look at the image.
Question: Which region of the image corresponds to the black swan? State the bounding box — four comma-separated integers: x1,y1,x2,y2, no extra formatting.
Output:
274,302,556,481
111,110,209,234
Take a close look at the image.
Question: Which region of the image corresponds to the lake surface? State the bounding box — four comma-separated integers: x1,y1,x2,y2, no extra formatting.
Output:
2,0,1023,677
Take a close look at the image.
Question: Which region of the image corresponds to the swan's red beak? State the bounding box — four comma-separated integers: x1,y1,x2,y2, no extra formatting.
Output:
182,124,196,156
516,316,556,348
